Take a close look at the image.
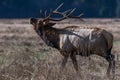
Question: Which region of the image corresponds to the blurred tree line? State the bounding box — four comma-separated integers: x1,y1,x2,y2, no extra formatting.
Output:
0,0,118,18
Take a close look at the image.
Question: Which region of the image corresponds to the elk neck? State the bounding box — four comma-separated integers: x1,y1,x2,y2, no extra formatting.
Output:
37,26,60,50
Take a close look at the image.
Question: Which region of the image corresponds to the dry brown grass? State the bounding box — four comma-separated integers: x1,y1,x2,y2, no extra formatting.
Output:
0,19,120,80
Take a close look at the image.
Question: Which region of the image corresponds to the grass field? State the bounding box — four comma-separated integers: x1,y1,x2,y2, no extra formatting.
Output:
0,19,120,80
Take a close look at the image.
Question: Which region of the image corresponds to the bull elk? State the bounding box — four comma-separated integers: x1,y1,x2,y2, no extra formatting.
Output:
30,3,115,77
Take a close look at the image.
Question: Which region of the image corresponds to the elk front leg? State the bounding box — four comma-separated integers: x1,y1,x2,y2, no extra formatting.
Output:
60,55,69,71
70,53,78,72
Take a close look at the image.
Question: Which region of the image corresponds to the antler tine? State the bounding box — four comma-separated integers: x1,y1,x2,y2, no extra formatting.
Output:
44,10,47,17
40,9,43,17
65,8,84,21
68,13,84,21
40,9,46,18
78,13,84,21
52,3,72,17
67,8,76,17
45,3,64,20
63,9,72,14
55,3,64,11
78,13,84,17
68,13,84,18
44,9,53,20
40,9,42,14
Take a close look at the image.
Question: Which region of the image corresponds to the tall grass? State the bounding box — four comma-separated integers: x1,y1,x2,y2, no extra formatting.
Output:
0,19,120,80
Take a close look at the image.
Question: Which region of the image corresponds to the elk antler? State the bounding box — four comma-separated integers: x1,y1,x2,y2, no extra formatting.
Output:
42,3,84,21
40,10,48,18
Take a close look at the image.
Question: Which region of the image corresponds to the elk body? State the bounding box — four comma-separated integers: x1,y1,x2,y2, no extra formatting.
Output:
30,3,115,76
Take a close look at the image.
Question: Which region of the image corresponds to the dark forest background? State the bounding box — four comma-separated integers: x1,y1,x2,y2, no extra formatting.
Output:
0,0,119,18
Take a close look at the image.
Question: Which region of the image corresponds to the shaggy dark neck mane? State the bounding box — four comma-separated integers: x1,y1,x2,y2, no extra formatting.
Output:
37,25,79,50
39,26,60,50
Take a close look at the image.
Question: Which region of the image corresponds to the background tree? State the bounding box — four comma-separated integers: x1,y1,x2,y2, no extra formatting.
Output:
0,0,118,18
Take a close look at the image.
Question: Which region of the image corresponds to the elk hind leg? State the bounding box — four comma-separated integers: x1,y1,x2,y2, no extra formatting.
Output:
106,54,115,77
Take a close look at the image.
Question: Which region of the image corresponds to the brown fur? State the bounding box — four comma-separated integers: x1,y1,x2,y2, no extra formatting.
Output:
63,26,79,29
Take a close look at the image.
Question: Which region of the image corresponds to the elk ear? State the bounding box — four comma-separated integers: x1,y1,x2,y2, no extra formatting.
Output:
30,18,38,25
48,22,56,26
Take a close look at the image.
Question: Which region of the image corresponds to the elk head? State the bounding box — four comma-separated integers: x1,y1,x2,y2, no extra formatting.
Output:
30,18,56,33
